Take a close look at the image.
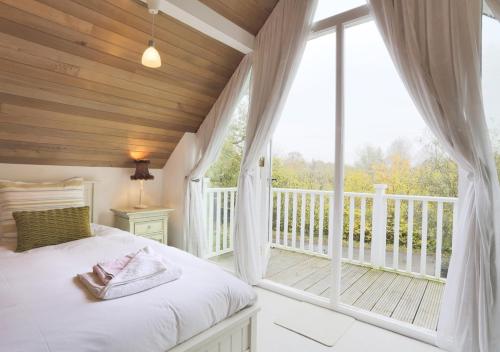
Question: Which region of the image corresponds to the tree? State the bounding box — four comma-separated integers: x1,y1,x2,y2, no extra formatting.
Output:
205,93,248,187
355,145,384,173
206,110,500,258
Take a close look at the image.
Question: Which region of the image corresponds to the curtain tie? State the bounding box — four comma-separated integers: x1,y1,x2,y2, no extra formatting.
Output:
466,172,475,182
184,175,200,182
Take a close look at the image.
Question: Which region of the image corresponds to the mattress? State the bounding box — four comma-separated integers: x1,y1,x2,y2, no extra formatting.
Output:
0,224,256,352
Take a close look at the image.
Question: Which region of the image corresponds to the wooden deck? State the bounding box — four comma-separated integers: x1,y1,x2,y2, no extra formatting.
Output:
210,248,444,331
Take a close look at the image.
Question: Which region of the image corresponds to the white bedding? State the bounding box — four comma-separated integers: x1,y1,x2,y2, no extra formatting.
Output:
0,224,256,352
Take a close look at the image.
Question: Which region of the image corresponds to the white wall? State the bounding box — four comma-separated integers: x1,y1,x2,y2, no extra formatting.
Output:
0,163,164,227
0,132,199,251
162,133,198,249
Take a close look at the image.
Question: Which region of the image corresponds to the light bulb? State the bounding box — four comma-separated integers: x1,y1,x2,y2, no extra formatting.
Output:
141,40,161,68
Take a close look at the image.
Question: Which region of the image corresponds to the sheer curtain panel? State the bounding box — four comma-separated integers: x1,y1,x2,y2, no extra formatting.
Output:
233,0,318,285
368,1,500,351
183,55,252,257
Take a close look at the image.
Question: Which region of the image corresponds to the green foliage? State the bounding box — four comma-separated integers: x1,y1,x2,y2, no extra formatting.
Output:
207,104,500,259
206,94,248,187
272,154,334,190
270,138,461,255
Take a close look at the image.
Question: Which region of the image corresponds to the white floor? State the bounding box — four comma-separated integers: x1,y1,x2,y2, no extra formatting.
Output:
255,287,444,352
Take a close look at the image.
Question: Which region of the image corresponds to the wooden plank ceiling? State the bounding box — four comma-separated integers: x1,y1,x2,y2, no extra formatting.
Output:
200,0,278,35
0,0,277,168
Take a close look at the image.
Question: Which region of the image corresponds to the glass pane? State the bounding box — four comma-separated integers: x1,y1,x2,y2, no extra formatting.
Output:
205,91,249,188
273,34,336,177
265,33,336,297
314,0,367,22
342,21,456,330
204,81,250,270
482,15,500,180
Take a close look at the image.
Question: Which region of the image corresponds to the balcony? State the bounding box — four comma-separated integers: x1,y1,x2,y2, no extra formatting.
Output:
204,184,456,331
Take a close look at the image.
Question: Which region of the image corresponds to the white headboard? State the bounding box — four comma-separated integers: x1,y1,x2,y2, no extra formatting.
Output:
83,181,96,222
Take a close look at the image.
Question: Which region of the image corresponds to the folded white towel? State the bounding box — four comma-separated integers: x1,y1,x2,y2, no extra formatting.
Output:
78,246,182,300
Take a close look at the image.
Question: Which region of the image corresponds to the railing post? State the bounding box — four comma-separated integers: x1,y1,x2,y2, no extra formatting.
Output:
371,184,388,267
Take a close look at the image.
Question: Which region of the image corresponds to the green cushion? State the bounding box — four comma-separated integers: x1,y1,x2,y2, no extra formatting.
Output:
13,206,92,252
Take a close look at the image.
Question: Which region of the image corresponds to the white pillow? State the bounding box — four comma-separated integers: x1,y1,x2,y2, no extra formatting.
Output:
0,177,85,242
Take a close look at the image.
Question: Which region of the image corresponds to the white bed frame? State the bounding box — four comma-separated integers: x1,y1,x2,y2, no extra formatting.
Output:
170,306,259,352
83,181,96,223
83,181,260,352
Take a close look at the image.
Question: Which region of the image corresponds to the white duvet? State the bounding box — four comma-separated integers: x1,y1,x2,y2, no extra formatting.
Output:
0,225,257,352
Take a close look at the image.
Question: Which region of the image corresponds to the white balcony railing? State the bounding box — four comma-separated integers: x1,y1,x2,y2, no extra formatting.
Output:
204,187,237,258
204,183,457,281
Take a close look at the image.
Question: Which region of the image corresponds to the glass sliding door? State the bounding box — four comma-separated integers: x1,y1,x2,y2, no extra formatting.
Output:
339,20,456,331
259,2,465,339
264,33,336,296
258,0,498,342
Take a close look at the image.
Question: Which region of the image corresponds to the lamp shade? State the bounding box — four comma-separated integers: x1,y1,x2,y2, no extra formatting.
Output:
141,40,161,68
131,160,155,180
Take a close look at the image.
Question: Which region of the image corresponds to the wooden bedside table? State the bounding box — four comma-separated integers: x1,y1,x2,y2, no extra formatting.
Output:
110,207,173,244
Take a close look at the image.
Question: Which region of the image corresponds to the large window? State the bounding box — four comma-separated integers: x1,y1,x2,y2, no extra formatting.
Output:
266,14,458,331
202,3,500,339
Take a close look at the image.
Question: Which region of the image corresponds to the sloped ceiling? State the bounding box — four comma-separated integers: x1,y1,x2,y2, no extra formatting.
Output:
0,0,278,168
200,0,278,35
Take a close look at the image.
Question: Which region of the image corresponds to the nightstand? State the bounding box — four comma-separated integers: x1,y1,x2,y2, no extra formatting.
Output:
111,207,173,244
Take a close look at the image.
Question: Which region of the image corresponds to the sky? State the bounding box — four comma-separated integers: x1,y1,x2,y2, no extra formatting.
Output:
272,1,500,164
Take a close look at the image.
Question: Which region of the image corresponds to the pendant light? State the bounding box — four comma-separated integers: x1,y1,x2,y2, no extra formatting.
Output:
142,5,161,68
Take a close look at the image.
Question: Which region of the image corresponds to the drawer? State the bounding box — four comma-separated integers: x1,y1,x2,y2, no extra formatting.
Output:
134,220,163,235
143,232,164,243
145,233,163,243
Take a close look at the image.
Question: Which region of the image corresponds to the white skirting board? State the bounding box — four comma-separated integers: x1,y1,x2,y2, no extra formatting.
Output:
169,305,260,352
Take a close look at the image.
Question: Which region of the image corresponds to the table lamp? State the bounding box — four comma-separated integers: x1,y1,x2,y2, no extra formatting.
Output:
130,160,154,209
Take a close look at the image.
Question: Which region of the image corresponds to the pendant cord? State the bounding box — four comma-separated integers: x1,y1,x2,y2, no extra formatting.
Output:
152,13,155,41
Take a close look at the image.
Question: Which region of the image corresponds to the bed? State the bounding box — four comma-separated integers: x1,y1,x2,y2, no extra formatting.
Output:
0,182,258,352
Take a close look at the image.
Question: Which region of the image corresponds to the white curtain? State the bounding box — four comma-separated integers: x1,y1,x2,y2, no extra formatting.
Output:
233,0,318,285
486,0,500,19
183,55,252,257
368,1,500,351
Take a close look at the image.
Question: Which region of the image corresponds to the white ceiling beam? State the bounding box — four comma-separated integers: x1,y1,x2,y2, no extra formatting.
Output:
142,0,255,54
